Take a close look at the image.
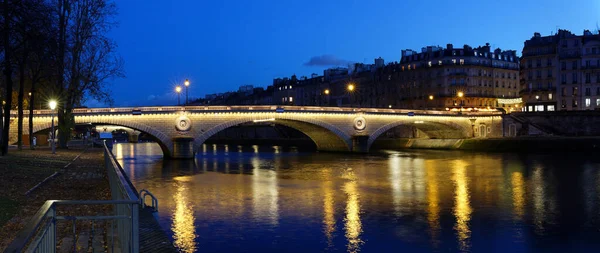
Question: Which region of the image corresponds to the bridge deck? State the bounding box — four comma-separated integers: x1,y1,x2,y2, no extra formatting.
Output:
139,206,178,253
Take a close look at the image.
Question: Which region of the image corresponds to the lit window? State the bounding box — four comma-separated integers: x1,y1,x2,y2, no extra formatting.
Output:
460,59,464,65
438,60,442,65
547,105,555,111
586,98,591,107
279,87,282,90
290,85,292,89
289,97,293,102
408,65,411,70
535,105,544,111
452,59,457,64
548,93,552,100
428,61,432,67
596,99,600,106
528,106,533,112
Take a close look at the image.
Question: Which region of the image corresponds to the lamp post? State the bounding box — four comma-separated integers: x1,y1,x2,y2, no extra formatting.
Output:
457,91,464,114
184,79,190,105
323,89,330,106
347,83,355,107
175,86,182,106
49,100,57,154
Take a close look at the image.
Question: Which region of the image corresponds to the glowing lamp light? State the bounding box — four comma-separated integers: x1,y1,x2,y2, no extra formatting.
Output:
49,100,57,110
324,89,330,95
388,105,392,108
429,95,434,100
175,86,182,93
347,84,355,92
184,79,190,87
457,92,464,98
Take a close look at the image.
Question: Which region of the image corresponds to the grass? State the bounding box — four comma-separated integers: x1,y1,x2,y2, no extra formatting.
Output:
0,198,19,227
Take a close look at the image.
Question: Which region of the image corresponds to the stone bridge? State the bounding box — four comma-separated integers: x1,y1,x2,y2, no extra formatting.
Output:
9,105,504,158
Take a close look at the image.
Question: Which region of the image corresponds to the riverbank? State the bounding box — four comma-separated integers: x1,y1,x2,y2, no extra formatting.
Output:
0,147,110,251
371,137,600,152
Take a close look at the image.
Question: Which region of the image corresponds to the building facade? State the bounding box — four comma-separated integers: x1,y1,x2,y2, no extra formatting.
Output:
521,29,600,111
398,44,521,112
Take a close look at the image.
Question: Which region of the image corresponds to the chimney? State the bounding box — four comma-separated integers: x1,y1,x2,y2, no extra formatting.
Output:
446,44,453,50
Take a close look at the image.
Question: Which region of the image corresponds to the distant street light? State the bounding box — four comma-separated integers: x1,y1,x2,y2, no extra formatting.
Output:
457,92,464,98
184,79,190,104
324,89,330,95
457,92,465,113
429,95,434,100
175,86,182,106
49,100,57,154
347,83,355,107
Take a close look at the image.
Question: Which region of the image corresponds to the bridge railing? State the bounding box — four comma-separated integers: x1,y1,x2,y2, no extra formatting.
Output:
12,105,502,116
4,143,140,253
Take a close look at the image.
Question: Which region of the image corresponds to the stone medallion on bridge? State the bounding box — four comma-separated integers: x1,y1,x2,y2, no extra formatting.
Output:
175,116,192,132
353,116,366,131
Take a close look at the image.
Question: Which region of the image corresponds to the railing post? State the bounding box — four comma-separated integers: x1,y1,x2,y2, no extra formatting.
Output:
131,203,139,253
50,204,56,253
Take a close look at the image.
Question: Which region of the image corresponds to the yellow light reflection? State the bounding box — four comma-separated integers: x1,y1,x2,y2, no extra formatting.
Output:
343,172,362,253
511,172,525,220
252,145,259,154
323,180,335,248
452,160,471,251
425,160,440,243
252,157,279,226
171,179,197,253
115,143,123,159
531,167,546,234
224,144,229,153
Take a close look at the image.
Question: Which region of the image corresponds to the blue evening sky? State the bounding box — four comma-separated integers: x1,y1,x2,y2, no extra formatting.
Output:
96,0,600,107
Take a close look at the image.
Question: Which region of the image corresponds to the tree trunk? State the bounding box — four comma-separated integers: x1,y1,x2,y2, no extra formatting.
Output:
17,51,26,150
56,0,67,149
29,85,35,149
2,0,13,155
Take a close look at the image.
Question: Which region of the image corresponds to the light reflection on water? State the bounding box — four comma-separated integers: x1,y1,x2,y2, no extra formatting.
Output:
115,143,600,253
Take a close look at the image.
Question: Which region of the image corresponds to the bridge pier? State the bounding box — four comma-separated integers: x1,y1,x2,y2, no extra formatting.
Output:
170,137,195,159
352,135,369,153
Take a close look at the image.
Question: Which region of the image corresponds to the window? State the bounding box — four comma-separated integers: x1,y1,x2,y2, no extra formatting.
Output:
289,97,293,102
573,61,578,70
535,105,544,111
547,58,552,66
528,71,533,79
586,73,591,83
561,61,566,70
593,47,597,54
536,59,541,67
547,105,555,111
586,60,591,68
573,99,578,107
561,74,566,84
586,88,591,96
597,87,600,96
549,93,553,100
428,61,432,67
452,59,457,64
438,60,442,65
573,73,578,83
597,99,600,106
536,70,541,78
289,85,292,89
279,87,282,90
460,59,464,65
561,87,567,96
548,82,552,89
586,98,591,107
528,106,533,112
527,59,532,68
547,69,552,77
561,99,566,108
573,87,578,96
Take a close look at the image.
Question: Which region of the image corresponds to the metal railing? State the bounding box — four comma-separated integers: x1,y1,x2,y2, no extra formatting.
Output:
11,104,503,117
4,142,141,253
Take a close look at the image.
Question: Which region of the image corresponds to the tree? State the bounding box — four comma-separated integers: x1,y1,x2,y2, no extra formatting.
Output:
1,0,15,155
55,0,123,148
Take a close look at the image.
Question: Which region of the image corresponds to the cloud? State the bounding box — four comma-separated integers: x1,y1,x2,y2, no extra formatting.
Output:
303,54,353,67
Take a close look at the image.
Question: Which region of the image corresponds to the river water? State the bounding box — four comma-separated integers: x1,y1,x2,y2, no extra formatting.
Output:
114,142,600,253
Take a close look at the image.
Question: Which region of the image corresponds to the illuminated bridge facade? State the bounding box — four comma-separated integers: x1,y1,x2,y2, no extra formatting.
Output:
9,105,504,158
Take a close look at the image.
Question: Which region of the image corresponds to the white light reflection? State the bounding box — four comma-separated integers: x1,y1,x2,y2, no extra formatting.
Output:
251,157,279,226
343,169,362,253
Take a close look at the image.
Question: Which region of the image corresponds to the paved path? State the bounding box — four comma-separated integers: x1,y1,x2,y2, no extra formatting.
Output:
139,207,178,253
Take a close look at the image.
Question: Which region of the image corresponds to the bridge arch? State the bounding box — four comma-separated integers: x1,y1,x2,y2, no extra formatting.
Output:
32,117,173,157
367,119,470,150
195,115,353,152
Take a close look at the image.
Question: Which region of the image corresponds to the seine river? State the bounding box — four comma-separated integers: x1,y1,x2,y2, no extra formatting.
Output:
114,142,600,253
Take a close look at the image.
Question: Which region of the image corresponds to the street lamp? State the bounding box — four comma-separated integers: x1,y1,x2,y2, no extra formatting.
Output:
324,89,330,95
347,83,355,107
184,79,190,104
49,100,57,154
175,86,182,106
